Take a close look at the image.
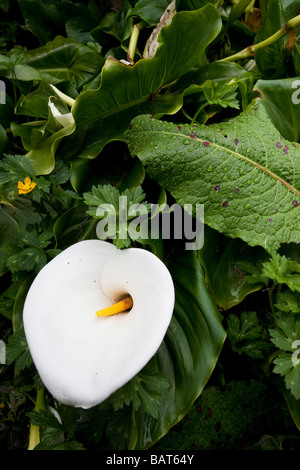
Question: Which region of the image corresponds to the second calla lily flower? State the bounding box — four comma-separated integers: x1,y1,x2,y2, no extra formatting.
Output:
23,240,175,409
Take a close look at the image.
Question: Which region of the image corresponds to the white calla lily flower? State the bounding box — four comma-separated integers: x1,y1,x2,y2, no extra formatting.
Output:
23,240,175,409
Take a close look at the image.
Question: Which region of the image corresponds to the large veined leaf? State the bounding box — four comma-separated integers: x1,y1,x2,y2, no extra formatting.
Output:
126,99,300,251
116,249,226,449
61,5,222,160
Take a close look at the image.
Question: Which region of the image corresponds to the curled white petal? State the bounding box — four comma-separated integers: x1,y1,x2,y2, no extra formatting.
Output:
49,84,75,107
48,101,75,128
23,240,175,409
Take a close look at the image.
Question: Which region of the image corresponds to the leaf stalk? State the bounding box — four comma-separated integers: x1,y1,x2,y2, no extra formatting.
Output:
127,22,144,64
220,14,300,63
28,386,45,450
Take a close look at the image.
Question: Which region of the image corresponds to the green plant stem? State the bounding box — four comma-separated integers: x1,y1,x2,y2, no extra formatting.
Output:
191,103,208,127
220,14,300,63
268,282,277,317
127,22,144,64
28,386,45,450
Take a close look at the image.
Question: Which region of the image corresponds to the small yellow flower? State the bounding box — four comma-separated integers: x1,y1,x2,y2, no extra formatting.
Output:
18,177,36,195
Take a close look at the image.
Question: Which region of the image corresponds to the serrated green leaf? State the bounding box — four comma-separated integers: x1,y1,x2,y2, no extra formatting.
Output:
6,247,47,273
261,252,300,292
6,330,32,370
83,184,149,248
83,184,147,217
227,311,270,358
28,408,64,430
0,153,35,188
273,353,300,400
109,364,170,419
202,79,240,109
126,99,300,251
275,291,300,314
269,313,300,351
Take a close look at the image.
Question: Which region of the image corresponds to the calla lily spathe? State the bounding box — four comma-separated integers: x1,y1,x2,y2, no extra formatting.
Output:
23,240,175,409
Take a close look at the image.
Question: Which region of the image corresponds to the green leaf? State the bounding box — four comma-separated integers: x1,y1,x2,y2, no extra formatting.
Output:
227,311,270,359
275,291,300,314
25,36,104,91
109,362,170,419
126,0,171,27
201,79,240,109
269,312,300,399
83,184,150,249
261,252,300,292
12,92,76,175
64,5,222,159
0,154,35,188
6,330,32,370
18,0,66,43
126,99,300,251
269,313,300,352
273,353,300,400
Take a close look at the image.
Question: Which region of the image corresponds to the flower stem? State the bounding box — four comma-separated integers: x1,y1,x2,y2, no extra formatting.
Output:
220,14,300,63
127,22,144,64
28,386,45,450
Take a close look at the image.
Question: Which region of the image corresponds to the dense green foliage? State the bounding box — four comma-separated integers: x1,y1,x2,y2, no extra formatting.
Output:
1,0,300,451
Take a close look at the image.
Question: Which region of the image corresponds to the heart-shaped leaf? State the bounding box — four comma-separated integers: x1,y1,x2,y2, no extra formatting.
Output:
62,5,222,159
24,36,104,90
126,99,300,251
